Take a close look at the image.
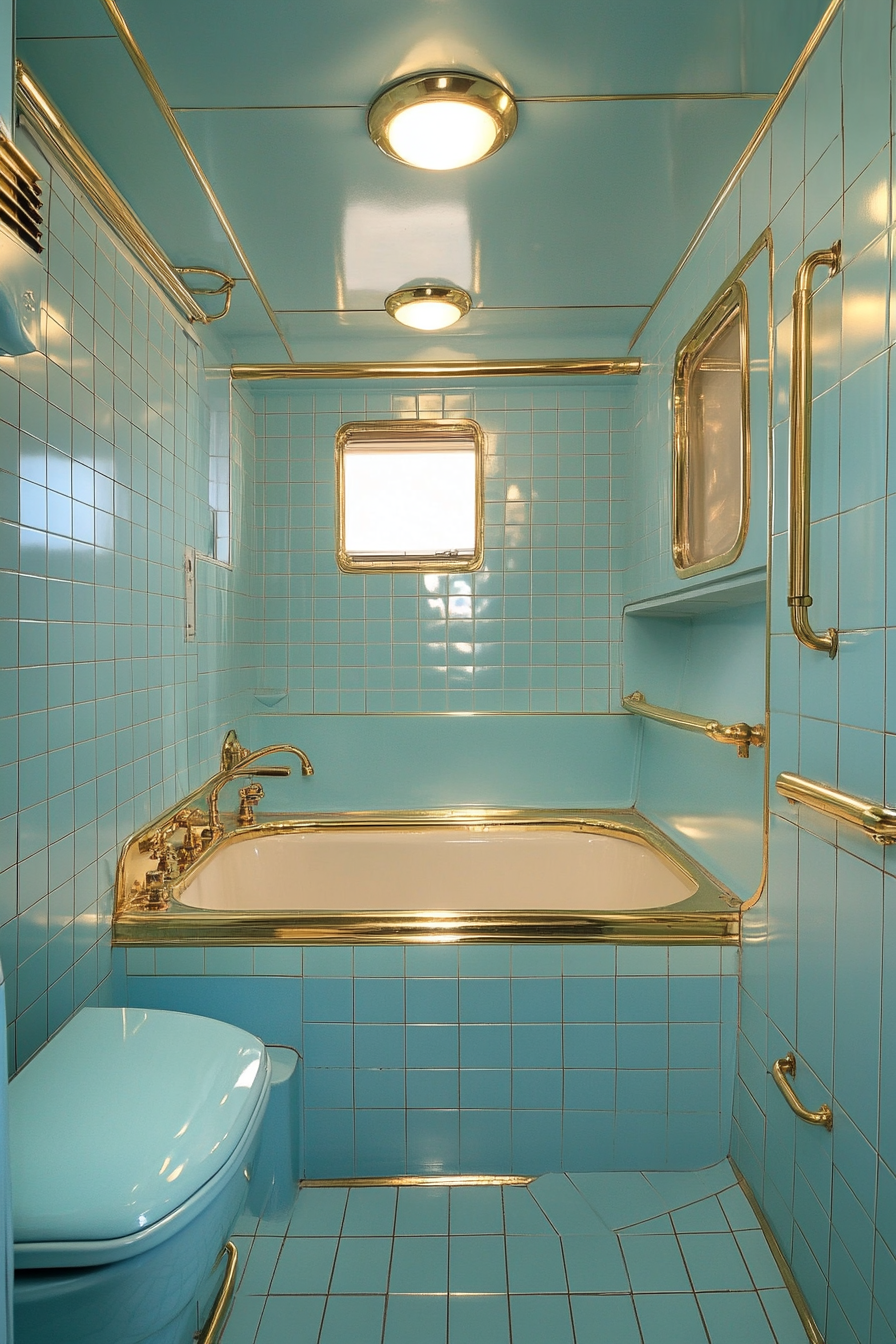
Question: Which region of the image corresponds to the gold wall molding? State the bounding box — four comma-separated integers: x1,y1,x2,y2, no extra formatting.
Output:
229,357,641,381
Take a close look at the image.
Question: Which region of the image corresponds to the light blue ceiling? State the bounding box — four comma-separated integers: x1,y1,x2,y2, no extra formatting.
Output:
15,0,828,363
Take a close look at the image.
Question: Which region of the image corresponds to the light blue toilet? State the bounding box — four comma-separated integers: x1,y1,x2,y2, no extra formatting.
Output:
10,1007,271,1344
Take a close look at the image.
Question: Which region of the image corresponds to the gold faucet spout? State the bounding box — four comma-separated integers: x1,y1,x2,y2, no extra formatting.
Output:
206,743,314,840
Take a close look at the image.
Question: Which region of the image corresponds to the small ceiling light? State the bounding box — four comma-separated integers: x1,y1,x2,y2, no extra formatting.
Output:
385,284,472,331
368,72,517,171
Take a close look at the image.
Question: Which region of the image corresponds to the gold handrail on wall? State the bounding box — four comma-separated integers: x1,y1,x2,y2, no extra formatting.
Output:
772,1054,833,1130
776,771,896,844
622,691,765,758
788,243,841,657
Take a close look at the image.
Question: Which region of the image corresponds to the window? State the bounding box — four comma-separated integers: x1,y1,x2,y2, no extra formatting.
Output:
672,278,750,576
335,419,484,573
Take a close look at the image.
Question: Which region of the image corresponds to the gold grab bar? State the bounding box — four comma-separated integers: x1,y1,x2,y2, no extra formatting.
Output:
772,1054,833,1130
776,771,896,843
622,690,765,758
788,242,841,657
196,1241,238,1344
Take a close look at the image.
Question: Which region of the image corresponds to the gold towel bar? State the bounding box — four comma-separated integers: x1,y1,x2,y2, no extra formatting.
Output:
622,691,765,758
776,771,896,844
788,243,841,657
772,1054,833,1130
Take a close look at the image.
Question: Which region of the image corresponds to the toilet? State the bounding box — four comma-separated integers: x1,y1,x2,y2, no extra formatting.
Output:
9,1007,271,1344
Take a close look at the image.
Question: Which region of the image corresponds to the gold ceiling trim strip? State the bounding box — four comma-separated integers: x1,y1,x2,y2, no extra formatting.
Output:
16,61,207,324
229,357,641,380
97,0,294,360
168,92,775,112
629,0,845,350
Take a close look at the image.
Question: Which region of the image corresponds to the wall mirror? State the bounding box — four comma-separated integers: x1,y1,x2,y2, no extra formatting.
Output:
672,279,750,576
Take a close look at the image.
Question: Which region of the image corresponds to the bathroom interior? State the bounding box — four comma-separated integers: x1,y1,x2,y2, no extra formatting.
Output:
0,0,893,1341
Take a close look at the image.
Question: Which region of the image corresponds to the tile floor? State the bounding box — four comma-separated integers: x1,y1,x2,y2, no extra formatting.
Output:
221,1162,807,1344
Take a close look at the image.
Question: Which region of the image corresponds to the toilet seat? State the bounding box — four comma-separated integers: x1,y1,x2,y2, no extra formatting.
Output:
10,1008,271,1269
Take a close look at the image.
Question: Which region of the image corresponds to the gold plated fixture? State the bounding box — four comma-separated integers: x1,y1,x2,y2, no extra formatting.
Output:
336,418,484,574
237,782,265,827
228,357,641,380
96,0,294,357
113,794,740,948
623,691,765,759
303,1175,533,1188
385,284,472,331
207,743,314,841
173,266,237,322
672,278,750,576
788,243,841,657
776,771,896,844
630,0,844,349
196,1241,238,1344
15,61,207,324
368,72,517,170
0,133,42,254
730,1162,825,1344
772,1054,833,1130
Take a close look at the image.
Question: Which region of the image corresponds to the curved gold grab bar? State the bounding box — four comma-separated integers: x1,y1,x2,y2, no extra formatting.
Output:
772,1054,833,1130
174,266,236,322
788,242,841,657
196,1240,238,1344
623,691,765,758
776,771,896,844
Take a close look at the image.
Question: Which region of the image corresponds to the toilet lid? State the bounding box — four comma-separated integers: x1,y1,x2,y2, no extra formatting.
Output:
10,1007,268,1247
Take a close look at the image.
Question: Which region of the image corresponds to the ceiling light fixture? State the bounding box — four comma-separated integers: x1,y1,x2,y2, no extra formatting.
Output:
368,72,517,171
385,284,472,331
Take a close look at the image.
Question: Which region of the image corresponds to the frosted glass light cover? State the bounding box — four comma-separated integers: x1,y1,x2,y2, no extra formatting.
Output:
336,421,484,572
673,283,749,575
387,100,500,170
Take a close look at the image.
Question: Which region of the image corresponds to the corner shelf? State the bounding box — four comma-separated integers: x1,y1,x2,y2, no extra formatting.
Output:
623,567,766,620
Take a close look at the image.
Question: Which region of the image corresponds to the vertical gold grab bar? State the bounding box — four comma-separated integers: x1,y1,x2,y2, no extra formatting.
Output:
772,1054,833,1130
196,1241,238,1344
788,243,841,657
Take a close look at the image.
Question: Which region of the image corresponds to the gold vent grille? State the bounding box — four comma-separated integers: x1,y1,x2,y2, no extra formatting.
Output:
0,135,42,254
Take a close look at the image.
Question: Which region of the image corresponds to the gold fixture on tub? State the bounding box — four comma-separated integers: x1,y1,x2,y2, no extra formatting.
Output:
788,242,842,658
113,736,740,946
772,1054,833,1130
206,742,314,842
622,691,765,758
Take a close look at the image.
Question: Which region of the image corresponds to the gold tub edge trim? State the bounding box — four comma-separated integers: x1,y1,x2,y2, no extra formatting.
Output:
113,806,740,947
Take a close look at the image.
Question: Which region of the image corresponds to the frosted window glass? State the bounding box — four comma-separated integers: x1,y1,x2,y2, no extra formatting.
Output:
344,447,477,557
685,314,744,565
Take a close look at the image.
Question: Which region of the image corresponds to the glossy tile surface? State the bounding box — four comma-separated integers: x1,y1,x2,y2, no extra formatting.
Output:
221,1164,805,1344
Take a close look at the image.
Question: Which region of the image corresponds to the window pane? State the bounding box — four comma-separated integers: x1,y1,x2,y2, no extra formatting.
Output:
685,314,744,564
344,448,477,557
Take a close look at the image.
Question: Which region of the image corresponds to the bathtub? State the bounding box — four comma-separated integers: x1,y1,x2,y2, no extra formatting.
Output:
114,810,740,946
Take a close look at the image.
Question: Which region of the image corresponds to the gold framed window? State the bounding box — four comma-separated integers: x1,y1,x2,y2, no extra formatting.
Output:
672,279,750,576
335,418,484,573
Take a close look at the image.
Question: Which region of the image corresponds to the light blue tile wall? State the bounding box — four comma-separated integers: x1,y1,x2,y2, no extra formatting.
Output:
252,383,632,714
121,943,738,1178
632,1,896,1339
0,129,255,1069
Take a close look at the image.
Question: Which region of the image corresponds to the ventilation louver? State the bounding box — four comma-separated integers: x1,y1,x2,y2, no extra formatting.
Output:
0,135,42,255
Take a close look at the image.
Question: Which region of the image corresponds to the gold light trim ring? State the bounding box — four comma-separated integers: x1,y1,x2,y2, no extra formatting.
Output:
368,72,517,168
788,243,841,657
385,284,472,328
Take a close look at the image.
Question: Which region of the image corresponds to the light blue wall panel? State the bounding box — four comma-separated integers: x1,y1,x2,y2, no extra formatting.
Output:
240,711,640,811
630,2,896,1338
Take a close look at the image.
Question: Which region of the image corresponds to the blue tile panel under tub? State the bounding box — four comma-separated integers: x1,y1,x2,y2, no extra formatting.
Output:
252,385,632,714
220,1162,806,1344
0,129,256,1069
122,943,739,1176
628,2,896,1340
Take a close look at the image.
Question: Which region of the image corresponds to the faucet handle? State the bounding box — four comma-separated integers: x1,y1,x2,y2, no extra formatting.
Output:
237,782,265,827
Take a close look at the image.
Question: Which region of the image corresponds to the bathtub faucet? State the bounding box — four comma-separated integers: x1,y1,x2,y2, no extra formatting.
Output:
205,743,314,842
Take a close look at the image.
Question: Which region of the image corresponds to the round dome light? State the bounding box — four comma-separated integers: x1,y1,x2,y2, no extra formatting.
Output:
385,284,472,331
368,72,516,171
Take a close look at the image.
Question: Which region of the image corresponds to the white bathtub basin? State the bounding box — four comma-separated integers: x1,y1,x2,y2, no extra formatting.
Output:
177,827,699,913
